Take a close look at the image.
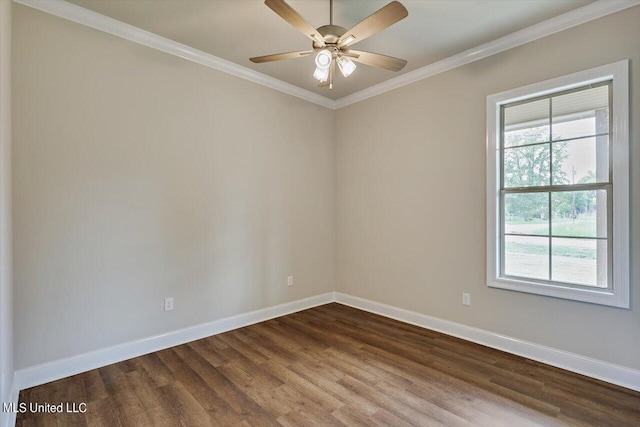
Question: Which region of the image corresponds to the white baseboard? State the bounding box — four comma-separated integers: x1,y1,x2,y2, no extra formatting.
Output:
14,292,335,391
334,292,640,392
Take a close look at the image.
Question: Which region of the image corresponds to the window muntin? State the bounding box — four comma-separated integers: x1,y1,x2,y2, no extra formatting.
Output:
499,82,612,291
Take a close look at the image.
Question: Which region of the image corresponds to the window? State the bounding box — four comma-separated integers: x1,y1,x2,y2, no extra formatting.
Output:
486,61,629,308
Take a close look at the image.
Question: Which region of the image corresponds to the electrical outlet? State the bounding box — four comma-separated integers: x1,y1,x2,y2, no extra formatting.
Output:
164,297,174,311
287,276,294,287
462,293,471,306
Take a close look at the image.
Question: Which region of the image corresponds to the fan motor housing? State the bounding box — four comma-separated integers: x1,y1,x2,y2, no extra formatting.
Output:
313,25,348,50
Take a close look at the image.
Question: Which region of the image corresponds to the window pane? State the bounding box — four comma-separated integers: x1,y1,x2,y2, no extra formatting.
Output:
551,190,607,238
552,85,609,141
552,137,609,185
504,235,549,280
504,193,548,235
551,238,607,288
504,99,550,147
504,144,550,188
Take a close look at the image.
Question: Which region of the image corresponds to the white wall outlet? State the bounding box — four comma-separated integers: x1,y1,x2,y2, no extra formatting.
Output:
164,297,174,311
462,293,471,306
287,276,294,287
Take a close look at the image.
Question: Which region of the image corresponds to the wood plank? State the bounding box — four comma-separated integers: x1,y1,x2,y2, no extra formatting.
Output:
156,347,246,426
83,397,123,427
155,382,214,427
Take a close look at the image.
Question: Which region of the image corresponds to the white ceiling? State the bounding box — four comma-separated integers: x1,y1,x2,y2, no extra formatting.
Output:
68,0,595,100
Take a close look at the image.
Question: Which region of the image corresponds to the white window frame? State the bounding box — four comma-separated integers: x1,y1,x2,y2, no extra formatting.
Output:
486,60,629,308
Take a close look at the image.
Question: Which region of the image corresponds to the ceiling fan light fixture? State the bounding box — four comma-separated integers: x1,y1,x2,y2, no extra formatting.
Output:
313,66,329,82
315,49,332,69
253,0,408,89
337,56,356,77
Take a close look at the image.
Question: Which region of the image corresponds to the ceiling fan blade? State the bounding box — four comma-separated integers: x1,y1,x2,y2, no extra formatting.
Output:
250,50,313,63
338,1,408,48
265,0,325,46
347,50,407,71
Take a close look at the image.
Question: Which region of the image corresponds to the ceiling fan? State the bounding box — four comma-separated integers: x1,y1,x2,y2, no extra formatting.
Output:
250,0,408,89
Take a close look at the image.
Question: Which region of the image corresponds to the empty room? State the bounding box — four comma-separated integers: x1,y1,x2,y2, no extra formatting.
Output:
1,0,639,426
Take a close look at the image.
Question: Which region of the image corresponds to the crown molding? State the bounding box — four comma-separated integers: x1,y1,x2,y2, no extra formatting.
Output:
13,0,640,111
334,0,640,108
12,0,336,109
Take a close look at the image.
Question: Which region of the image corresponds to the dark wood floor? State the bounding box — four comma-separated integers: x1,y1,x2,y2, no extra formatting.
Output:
17,303,640,426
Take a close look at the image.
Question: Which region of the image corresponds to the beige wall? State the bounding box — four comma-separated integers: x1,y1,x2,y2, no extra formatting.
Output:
336,7,640,370
12,5,335,369
1,0,13,418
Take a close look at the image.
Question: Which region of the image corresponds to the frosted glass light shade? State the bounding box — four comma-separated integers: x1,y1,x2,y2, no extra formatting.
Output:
315,50,332,69
337,56,356,77
313,66,329,82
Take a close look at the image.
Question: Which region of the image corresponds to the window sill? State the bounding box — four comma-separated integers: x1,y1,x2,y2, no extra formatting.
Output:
488,276,629,308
